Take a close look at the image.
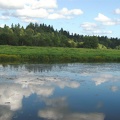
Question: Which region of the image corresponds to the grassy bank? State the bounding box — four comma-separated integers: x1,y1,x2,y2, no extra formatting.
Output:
0,45,120,63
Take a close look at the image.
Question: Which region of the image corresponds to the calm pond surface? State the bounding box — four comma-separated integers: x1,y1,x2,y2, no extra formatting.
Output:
0,63,120,120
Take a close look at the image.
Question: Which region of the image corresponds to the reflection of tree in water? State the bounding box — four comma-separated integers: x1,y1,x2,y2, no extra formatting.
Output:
3,63,120,74
2,64,68,73
25,64,69,72
24,64,55,72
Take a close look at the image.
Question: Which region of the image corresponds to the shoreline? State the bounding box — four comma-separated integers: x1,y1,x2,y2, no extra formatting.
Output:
0,45,120,63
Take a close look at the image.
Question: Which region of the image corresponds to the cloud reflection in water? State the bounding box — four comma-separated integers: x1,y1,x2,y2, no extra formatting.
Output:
0,63,120,120
0,68,80,120
38,97,105,120
0,106,13,120
92,74,113,86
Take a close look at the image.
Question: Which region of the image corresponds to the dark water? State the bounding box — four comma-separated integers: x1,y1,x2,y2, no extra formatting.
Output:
0,63,120,120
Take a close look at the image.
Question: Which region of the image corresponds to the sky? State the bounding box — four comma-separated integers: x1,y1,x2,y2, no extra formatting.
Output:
0,0,120,38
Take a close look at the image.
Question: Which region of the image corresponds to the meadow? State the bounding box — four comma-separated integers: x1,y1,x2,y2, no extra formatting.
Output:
0,45,120,63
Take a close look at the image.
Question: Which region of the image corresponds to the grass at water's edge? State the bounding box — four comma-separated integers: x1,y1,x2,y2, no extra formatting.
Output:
0,45,120,63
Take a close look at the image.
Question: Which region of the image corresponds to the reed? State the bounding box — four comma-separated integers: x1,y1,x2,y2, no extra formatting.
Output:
0,45,120,63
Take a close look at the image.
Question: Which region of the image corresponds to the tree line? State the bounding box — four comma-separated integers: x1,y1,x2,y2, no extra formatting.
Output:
0,22,120,49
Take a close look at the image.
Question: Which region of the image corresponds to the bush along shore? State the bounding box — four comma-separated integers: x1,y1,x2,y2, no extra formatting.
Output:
0,45,120,63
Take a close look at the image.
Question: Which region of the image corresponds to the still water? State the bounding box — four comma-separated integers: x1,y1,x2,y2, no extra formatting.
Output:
0,63,120,120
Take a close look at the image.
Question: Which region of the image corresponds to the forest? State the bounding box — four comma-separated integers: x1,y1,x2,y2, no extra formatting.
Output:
0,22,120,49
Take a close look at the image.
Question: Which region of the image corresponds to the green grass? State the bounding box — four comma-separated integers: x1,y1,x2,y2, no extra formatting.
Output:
0,45,120,63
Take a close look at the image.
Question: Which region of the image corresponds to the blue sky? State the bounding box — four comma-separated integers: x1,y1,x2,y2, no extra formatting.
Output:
0,0,120,38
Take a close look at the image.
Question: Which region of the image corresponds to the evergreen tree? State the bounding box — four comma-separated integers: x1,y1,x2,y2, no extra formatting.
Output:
0,22,119,48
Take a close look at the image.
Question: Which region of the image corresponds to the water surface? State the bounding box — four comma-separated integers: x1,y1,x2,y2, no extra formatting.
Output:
0,63,120,120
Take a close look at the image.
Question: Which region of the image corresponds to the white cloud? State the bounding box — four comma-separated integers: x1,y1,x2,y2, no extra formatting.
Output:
60,8,83,16
31,0,57,9
95,13,111,22
115,8,120,14
81,13,120,36
20,17,38,23
0,0,25,9
47,8,83,19
47,9,55,13
42,8,83,19
0,24,4,28
0,16,10,20
94,13,115,25
93,30,112,34
15,7,49,18
81,22,113,36
0,0,83,22
14,7,83,20
71,9,83,15
81,22,98,31
48,13,65,19
0,0,57,10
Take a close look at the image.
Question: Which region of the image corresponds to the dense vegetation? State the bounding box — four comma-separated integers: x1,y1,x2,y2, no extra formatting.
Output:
0,45,120,63
0,23,120,49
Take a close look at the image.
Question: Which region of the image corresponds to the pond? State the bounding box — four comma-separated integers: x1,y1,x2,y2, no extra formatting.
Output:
0,63,120,120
